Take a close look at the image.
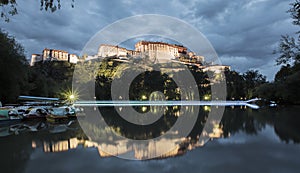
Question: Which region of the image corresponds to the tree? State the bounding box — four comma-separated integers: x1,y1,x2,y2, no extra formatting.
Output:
276,35,300,65
0,0,17,22
254,83,279,101
29,61,76,98
275,64,292,82
1,0,75,22
288,0,300,26
243,70,266,98
224,69,245,99
276,0,300,66
0,29,30,103
264,0,300,104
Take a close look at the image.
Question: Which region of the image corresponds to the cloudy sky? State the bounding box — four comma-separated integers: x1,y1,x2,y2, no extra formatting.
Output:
0,0,298,80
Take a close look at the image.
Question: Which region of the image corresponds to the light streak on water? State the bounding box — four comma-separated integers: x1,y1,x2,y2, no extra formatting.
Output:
74,98,260,109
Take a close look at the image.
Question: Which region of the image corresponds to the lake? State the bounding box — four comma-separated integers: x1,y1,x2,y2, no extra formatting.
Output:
1,106,300,173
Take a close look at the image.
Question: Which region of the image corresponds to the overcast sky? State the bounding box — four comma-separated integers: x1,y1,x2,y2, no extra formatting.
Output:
0,0,298,80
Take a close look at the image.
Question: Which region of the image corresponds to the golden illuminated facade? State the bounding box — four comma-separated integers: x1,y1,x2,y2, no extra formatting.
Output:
98,44,129,58
30,54,42,66
95,41,224,69
30,48,79,66
135,41,187,61
31,122,224,160
98,44,141,59
43,48,68,61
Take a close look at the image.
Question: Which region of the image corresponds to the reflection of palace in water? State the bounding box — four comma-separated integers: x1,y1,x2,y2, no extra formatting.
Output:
29,105,225,159
31,122,223,159
1,105,299,173
32,138,99,153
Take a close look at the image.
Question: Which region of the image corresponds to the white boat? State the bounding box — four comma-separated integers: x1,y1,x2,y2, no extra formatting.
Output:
269,101,277,107
23,107,48,119
0,108,23,124
46,106,77,122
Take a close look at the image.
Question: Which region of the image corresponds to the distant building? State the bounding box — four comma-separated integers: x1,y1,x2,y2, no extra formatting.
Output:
30,41,230,74
43,48,68,61
30,48,79,66
97,44,142,59
126,49,140,57
135,41,188,63
202,65,230,73
30,54,42,66
98,44,128,58
97,41,188,63
68,54,79,64
94,41,230,72
85,55,100,61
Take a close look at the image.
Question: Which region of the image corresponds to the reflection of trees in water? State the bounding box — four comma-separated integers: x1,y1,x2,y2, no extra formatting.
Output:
221,108,266,137
273,107,300,143
99,107,179,140
78,106,300,155
1,106,300,162
0,132,32,173
0,120,86,173
186,107,208,140
220,107,300,144
91,106,300,158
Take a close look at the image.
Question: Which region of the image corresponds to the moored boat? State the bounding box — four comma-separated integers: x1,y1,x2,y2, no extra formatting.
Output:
22,107,48,120
46,106,77,123
0,108,23,124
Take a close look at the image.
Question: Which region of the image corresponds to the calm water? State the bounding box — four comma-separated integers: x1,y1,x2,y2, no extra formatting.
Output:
1,106,300,173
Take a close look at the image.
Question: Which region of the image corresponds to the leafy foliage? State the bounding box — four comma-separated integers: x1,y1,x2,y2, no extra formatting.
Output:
29,61,75,98
0,0,75,22
0,29,29,103
257,0,300,104
0,0,17,22
276,35,300,65
40,0,75,12
288,0,300,26
275,0,300,66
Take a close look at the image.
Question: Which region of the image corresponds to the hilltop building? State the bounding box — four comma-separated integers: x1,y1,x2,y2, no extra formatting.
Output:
42,48,69,61
69,54,79,64
98,44,140,59
97,41,203,63
135,41,187,60
30,54,43,66
30,48,79,66
30,41,230,73
95,41,228,72
98,44,130,58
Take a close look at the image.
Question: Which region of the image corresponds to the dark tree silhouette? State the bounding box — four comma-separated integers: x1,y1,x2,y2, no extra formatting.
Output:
0,0,74,22
276,0,300,66
0,29,30,103
255,0,300,104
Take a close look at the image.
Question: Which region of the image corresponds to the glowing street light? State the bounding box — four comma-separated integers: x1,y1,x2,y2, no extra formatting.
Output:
203,94,211,100
61,89,79,104
69,94,75,100
141,95,147,100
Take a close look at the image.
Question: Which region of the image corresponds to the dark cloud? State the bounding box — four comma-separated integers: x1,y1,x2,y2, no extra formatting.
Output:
181,0,297,79
0,0,297,80
191,0,231,19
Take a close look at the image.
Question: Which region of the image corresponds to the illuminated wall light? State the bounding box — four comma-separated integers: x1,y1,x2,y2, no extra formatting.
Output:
204,106,211,112
141,106,148,112
203,94,211,100
141,95,147,100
